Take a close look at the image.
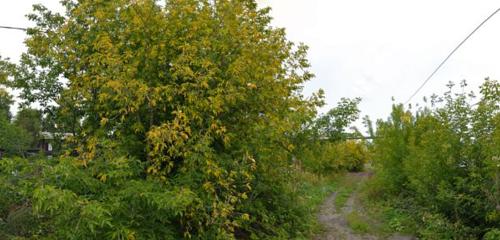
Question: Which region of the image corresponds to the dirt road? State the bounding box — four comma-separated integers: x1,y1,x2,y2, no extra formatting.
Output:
314,172,415,240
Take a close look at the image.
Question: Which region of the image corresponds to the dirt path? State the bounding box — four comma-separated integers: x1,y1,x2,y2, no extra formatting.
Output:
314,172,416,240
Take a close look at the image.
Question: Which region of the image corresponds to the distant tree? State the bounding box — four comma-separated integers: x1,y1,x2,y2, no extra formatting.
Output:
0,93,32,155
0,88,13,121
0,116,32,156
0,56,15,121
0,56,11,84
313,97,362,141
14,108,42,148
362,115,375,138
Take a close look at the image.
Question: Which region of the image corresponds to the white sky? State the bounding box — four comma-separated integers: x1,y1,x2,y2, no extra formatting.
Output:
257,0,500,124
1,1,500,126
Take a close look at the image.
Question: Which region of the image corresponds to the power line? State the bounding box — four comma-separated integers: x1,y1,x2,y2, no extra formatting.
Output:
405,7,500,104
0,25,27,31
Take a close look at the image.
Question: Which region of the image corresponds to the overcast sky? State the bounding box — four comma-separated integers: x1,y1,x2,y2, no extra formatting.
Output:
1,1,499,126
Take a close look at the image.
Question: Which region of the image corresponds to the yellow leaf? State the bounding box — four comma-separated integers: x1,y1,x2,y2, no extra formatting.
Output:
99,174,107,183
100,117,108,126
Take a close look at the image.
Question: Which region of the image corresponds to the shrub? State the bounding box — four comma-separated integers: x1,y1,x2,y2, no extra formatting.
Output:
0,114,32,156
334,140,369,172
300,140,369,175
484,229,500,240
371,79,500,238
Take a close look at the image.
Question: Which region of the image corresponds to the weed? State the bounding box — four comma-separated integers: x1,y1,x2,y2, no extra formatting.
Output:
346,211,369,233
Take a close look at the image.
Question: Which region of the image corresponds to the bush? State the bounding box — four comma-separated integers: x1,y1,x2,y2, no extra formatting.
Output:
0,157,49,238
300,140,369,175
0,115,32,156
334,140,369,172
0,153,336,239
484,229,500,240
370,79,500,238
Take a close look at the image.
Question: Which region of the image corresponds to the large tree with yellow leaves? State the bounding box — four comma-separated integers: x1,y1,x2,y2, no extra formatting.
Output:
4,0,323,238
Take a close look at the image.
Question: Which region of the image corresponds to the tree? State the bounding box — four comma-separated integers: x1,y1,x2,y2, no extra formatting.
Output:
0,117,32,156
0,88,13,121
0,56,14,86
362,115,375,139
313,97,361,141
0,90,32,156
14,108,42,148
10,0,323,238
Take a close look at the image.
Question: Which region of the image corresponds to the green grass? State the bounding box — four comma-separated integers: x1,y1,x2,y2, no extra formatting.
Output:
293,171,340,239
357,180,418,236
297,174,338,208
294,171,418,239
300,174,339,208
346,211,369,233
334,187,353,211
332,173,361,210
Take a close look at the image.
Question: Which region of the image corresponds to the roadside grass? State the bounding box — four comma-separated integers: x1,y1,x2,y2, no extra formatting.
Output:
346,211,369,233
294,170,340,239
358,178,418,237
333,174,358,210
334,172,418,237
294,170,418,239
335,173,384,236
334,188,353,211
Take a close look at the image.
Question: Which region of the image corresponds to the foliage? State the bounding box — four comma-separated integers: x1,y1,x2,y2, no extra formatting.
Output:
300,140,369,175
312,97,361,141
290,170,340,239
0,154,342,239
0,57,9,83
2,0,326,239
0,154,193,239
294,97,365,175
0,157,49,238
362,115,375,139
13,108,42,148
1,59,43,155
370,79,500,239
346,211,369,233
333,141,369,172
0,88,13,121
0,92,32,156
483,229,500,240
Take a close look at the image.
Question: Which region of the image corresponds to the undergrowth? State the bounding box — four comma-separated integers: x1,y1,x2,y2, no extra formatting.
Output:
346,211,369,234
293,170,340,239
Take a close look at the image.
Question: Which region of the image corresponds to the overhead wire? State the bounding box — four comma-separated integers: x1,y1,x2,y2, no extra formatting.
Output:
0,25,27,31
405,7,500,104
